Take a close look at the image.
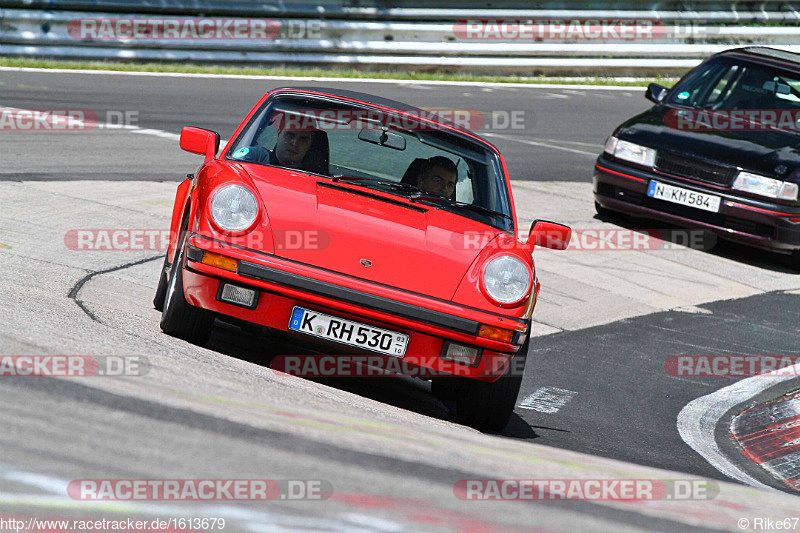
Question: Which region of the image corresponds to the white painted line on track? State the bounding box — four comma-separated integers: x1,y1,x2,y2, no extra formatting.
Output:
130,128,180,140
676,364,800,490
0,66,646,91
1,104,230,146
484,132,600,156
518,387,578,413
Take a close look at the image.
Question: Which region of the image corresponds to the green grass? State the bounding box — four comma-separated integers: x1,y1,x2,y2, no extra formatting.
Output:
0,56,678,87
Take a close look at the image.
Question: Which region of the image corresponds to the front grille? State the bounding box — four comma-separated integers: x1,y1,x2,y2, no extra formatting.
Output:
655,151,738,186
645,197,774,239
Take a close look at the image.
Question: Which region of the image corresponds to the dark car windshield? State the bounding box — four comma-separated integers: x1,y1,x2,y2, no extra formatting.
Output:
667,56,800,113
226,94,513,231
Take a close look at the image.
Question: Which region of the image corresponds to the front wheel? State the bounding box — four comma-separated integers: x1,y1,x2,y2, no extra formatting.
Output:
455,333,530,433
160,241,214,344
152,254,170,311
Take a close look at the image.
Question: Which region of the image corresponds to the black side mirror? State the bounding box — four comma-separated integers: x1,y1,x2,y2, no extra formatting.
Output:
645,83,668,104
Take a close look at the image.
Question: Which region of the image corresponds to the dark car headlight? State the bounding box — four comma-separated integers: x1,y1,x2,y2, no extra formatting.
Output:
605,136,657,168
733,171,799,201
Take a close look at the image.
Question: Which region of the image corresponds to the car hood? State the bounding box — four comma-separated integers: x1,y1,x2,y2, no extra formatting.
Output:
239,163,502,300
618,106,800,180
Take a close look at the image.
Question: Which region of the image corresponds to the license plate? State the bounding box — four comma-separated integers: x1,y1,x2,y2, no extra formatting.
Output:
647,180,721,213
288,306,409,357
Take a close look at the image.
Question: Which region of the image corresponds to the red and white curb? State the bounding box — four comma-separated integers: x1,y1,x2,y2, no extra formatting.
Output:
677,358,800,490
730,390,800,491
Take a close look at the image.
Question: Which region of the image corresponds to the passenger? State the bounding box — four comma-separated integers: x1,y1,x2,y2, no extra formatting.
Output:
416,156,458,197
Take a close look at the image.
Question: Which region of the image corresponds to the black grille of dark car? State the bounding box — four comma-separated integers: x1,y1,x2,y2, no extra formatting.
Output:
597,184,775,239
655,151,738,186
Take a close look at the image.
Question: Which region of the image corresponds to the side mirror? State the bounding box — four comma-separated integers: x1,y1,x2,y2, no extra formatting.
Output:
526,220,571,250
180,127,220,163
645,83,668,104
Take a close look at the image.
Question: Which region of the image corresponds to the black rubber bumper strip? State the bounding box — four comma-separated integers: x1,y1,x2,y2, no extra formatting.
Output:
237,260,480,335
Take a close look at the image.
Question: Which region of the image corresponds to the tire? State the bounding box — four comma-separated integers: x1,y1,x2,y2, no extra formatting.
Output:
791,250,800,272
159,240,214,344
154,218,187,311
152,254,170,311
431,377,465,402
455,331,531,433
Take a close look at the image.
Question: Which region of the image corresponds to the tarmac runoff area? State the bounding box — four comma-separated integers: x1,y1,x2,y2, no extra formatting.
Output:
2,127,800,530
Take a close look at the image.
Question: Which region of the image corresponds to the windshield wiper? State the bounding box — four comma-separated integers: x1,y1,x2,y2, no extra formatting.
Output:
331,176,425,194
409,193,513,221
377,181,422,193
331,175,370,182
452,201,513,221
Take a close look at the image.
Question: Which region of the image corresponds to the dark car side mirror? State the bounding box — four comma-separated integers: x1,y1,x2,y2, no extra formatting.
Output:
526,220,571,250
645,83,669,104
180,127,220,163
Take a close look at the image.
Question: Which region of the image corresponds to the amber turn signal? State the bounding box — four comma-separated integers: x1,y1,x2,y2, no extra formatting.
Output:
201,251,238,272
478,325,514,344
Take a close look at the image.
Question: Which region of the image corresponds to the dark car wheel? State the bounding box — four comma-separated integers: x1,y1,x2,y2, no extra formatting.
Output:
791,250,800,272
160,240,214,344
455,331,530,433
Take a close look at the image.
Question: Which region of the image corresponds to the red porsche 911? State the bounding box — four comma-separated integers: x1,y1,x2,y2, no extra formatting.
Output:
154,87,571,431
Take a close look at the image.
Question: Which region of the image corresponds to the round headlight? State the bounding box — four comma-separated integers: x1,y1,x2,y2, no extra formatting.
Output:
210,184,259,233
482,255,531,305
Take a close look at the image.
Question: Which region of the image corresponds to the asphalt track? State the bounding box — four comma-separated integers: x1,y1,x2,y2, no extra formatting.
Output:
1,68,800,531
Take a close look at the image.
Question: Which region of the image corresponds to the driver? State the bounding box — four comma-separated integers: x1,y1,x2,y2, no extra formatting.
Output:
270,128,316,169
235,111,321,172
416,156,458,197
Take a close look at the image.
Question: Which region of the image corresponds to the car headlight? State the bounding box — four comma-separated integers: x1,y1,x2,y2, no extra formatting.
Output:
606,136,657,168
733,171,799,201
482,255,531,306
604,136,618,155
210,184,259,232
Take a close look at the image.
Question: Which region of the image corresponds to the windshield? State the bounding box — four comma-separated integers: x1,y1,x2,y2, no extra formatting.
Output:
226,94,513,231
667,57,800,112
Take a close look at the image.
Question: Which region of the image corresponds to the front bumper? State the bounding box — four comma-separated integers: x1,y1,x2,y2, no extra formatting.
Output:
593,155,800,253
182,233,528,381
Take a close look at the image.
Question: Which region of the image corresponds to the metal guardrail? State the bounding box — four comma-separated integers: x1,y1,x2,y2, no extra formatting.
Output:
2,1,800,21
2,5,800,75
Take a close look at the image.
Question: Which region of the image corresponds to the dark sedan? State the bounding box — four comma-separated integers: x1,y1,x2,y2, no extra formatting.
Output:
594,46,800,269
